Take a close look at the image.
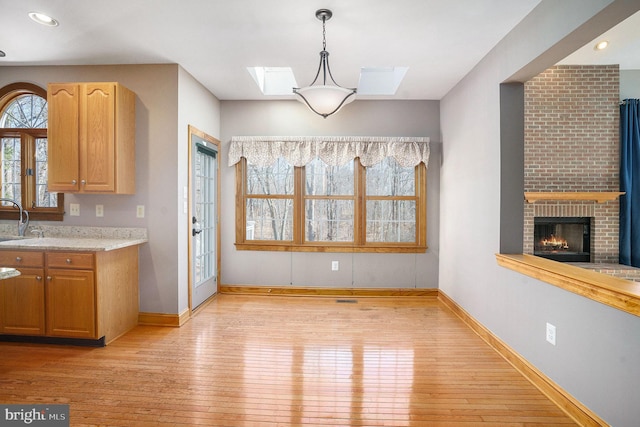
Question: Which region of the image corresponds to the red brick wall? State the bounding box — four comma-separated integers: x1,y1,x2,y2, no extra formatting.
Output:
523,65,620,263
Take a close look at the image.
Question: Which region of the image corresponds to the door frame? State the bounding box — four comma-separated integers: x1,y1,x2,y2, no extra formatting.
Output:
187,125,221,313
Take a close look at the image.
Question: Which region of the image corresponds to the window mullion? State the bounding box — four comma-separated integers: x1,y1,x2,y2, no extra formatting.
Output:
236,159,247,243
355,159,365,246
22,133,36,209
294,166,304,245
417,163,427,247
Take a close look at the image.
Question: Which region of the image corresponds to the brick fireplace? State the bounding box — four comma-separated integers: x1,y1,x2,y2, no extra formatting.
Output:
523,65,620,264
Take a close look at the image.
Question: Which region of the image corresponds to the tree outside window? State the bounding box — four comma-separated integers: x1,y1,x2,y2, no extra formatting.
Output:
0,83,64,221
236,156,427,253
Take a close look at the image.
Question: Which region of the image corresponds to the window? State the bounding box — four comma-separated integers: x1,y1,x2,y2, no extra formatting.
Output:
0,83,63,221
232,137,429,253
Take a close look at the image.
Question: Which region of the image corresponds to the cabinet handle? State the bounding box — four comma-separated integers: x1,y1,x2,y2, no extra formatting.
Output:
81,180,86,185
47,276,52,281
36,276,42,281
72,179,77,185
66,258,72,264
15,256,22,262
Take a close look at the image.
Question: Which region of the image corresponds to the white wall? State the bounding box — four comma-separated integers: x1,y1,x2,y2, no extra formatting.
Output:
439,1,640,425
220,100,440,289
0,64,220,314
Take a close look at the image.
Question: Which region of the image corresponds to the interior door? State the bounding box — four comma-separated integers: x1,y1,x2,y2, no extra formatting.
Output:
190,129,220,309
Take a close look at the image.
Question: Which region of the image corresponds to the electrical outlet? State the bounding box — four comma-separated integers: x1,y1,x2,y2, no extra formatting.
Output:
546,322,556,346
331,261,339,271
96,204,104,217
69,203,80,216
136,205,145,218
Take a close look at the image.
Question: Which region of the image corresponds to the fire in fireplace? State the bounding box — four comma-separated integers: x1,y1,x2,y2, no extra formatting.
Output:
534,217,591,262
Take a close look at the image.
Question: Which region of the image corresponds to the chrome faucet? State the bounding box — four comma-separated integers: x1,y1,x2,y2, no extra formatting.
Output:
0,198,29,236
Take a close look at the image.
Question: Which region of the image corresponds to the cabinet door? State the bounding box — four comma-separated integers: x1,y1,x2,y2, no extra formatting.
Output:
81,83,116,192
0,268,45,335
46,269,96,339
47,83,80,192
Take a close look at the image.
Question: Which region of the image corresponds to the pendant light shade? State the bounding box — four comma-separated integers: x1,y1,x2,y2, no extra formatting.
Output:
293,9,356,118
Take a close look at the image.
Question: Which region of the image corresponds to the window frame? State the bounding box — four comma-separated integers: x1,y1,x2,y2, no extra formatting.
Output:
235,157,427,253
0,82,64,221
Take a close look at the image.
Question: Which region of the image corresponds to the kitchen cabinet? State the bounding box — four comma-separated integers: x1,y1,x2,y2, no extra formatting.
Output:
46,252,96,339
47,82,136,194
0,245,139,344
0,251,45,335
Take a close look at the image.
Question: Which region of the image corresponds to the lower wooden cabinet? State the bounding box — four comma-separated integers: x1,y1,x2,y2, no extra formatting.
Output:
0,268,45,335
0,246,139,345
46,269,95,339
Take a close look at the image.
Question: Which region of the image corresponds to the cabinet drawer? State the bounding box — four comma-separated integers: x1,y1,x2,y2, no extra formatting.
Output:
46,252,94,269
0,251,44,268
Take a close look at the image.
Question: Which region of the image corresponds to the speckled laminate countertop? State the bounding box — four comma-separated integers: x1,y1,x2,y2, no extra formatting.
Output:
0,237,147,252
0,267,20,279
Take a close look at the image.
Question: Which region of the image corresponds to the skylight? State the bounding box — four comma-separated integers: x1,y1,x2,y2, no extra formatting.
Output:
247,67,297,96
247,66,409,96
357,67,409,95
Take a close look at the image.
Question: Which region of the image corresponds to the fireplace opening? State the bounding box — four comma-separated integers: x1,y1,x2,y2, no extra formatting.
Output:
534,217,591,262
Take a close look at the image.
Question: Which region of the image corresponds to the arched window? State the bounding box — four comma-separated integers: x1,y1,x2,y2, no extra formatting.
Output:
0,83,64,221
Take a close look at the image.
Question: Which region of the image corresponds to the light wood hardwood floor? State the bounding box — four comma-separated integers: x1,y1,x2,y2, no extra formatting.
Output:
0,295,577,426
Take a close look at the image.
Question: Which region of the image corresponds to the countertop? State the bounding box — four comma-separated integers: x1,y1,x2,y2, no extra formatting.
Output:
0,267,20,279
0,236,147,252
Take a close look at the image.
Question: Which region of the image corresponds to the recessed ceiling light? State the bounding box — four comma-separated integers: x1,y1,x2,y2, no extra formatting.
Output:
594,40,609,50
28,12,59,27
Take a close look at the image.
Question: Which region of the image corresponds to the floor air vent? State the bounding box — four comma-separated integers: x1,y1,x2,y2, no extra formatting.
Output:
336,299,358,304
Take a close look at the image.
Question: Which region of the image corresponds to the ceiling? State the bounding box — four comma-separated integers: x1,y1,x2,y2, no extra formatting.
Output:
1,1,637,101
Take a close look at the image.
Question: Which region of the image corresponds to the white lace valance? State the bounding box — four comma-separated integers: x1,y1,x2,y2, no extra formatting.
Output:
228,136,430,168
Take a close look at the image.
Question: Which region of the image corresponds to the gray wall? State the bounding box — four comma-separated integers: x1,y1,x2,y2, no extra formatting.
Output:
0,64,221,314
439,1,640,425
177,67,222,311
621,69,640,99
220,100,440,289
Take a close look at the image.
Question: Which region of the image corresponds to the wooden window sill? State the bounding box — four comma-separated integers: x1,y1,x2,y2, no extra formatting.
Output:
496,253,640,317
235,242,427,253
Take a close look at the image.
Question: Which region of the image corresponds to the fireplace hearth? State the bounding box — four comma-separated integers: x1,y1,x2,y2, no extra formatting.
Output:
534,217,591,262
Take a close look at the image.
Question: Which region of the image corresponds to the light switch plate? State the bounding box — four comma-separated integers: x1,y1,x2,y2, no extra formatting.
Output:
136,205,145,218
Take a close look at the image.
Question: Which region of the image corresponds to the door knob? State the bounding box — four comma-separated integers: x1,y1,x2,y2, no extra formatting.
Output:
192,216,202,236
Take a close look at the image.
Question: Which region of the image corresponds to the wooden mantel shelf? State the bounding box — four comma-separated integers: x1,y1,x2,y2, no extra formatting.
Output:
524,191,624,204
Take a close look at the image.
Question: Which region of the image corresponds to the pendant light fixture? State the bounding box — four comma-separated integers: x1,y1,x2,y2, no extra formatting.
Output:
293,9,357,118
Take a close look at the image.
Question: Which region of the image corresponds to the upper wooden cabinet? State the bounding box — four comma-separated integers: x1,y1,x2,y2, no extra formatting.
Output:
47,82,136,194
